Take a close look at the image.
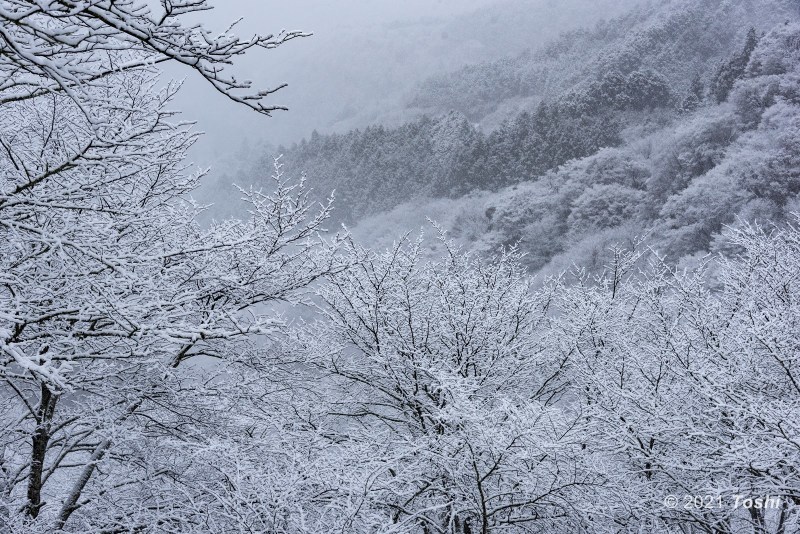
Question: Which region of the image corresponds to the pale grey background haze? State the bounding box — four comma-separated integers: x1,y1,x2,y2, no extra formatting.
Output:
174,0,640,172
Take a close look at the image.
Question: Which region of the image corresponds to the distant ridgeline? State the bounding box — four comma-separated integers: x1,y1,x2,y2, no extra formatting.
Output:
262,0,798,270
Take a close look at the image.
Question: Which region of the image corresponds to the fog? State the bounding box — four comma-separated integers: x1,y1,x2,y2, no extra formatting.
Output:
177,0,642,171
176,0,497,159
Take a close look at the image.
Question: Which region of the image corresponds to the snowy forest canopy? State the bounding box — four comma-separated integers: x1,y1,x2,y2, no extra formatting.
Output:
1,1,800,533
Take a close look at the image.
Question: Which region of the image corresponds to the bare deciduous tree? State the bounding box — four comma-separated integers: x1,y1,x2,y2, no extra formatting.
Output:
0,2,342,532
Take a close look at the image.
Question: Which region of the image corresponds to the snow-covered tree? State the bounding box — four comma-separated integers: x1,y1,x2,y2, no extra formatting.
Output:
552,224,800,533
272,220,800,533
710,28,759,104
0,2,340,532
283,236,596,533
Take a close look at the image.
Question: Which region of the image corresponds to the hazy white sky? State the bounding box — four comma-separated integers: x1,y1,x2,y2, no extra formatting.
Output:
198,0,499,32
174,0,500,164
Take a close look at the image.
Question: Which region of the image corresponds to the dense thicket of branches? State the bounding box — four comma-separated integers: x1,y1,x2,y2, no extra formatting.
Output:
2,1,799,533
244,222,800,533
0,2,341,532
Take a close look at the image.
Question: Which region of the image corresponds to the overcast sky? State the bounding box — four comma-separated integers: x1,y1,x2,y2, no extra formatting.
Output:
206,0,499,30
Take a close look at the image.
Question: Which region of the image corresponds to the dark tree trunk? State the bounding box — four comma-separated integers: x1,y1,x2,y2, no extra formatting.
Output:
25,383,57,519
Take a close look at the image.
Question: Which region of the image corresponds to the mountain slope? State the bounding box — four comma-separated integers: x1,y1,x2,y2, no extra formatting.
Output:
215,0,800,276
352,18,800,275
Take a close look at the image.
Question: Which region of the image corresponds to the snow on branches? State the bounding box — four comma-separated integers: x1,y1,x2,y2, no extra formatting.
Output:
263,225,800,533
0,0,307,115
0,2,338,532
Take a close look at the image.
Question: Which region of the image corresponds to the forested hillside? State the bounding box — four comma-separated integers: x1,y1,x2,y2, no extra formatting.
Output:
409,0,762,121
217,0,800,274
